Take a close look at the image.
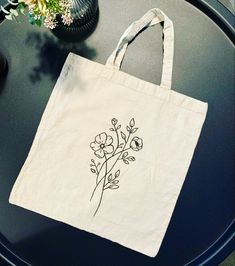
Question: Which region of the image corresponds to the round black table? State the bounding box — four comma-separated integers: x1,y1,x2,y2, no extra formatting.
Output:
0,1,234,265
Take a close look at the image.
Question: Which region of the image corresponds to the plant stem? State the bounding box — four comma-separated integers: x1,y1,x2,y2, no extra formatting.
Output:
93,154,108,216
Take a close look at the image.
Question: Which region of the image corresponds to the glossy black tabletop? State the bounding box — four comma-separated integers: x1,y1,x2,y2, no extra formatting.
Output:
0,0,234,265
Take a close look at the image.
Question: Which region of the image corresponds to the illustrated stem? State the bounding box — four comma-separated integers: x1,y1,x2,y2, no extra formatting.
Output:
113,125,119,155
99,147,130,175
93,154,108,216
105,133,131,179
94,163,99,184
89,147,131,201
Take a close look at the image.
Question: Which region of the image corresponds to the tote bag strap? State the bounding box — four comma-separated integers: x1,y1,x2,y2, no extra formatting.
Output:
105,8,174,88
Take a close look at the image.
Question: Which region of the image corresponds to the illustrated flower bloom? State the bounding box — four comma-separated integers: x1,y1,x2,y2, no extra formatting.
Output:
90,132,114,158
130,137,143,151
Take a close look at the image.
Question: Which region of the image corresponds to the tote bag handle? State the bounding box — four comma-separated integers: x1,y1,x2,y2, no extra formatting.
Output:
105,8,174,88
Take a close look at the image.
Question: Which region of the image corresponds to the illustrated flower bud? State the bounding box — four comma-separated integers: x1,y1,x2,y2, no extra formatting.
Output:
130,137,143,151
111,118,118,126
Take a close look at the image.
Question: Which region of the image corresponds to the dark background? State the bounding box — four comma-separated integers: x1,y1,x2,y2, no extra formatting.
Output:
0,0,234,265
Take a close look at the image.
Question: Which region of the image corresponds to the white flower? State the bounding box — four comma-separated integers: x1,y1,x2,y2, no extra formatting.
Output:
62,12,73,25
44,13,57,29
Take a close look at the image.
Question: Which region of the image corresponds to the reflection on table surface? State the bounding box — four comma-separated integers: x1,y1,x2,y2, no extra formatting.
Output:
219,0,235,14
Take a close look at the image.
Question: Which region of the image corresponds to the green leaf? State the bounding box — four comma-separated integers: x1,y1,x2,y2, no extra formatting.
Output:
35,18,42,26
17,3,26,15
28,14,35,24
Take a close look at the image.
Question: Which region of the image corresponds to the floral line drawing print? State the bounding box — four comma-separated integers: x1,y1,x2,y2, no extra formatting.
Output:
89,118,143,216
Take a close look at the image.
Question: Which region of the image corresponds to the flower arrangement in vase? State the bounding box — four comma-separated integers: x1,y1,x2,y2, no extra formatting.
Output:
1,0,99,41
1,0,74,29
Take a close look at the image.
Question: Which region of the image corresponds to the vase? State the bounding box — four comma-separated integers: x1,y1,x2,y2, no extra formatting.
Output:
52,0,99,42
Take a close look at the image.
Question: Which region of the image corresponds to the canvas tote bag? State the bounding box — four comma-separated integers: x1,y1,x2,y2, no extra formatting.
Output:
9,8,208,257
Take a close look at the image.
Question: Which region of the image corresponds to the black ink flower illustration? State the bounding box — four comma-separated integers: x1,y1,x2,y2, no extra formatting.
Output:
89,118,144,216
130,137,143,151
90,132,114,158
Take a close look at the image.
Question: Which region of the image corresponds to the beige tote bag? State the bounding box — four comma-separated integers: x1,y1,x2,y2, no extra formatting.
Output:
9,8,208,257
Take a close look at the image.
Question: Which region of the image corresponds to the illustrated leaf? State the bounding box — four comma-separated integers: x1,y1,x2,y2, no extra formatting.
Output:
109,185,119,189
118,143,124,148
126,125,130,132
108,173,113,182
115,170,120,178
117,125,121,130
131,128,138,134
121,131,126,141
90,168,96,173
130,118,135,127
91,159,95,163
109,128,114,131
127,156,135,161
90,164,93,167
123,159,129,165
112,180,119,185
122,152,128,158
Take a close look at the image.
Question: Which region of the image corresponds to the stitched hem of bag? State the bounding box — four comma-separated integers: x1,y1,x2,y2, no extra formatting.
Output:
67,53,208,115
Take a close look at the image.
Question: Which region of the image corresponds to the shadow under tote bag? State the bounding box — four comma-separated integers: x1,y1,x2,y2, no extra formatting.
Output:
9,8,208,257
